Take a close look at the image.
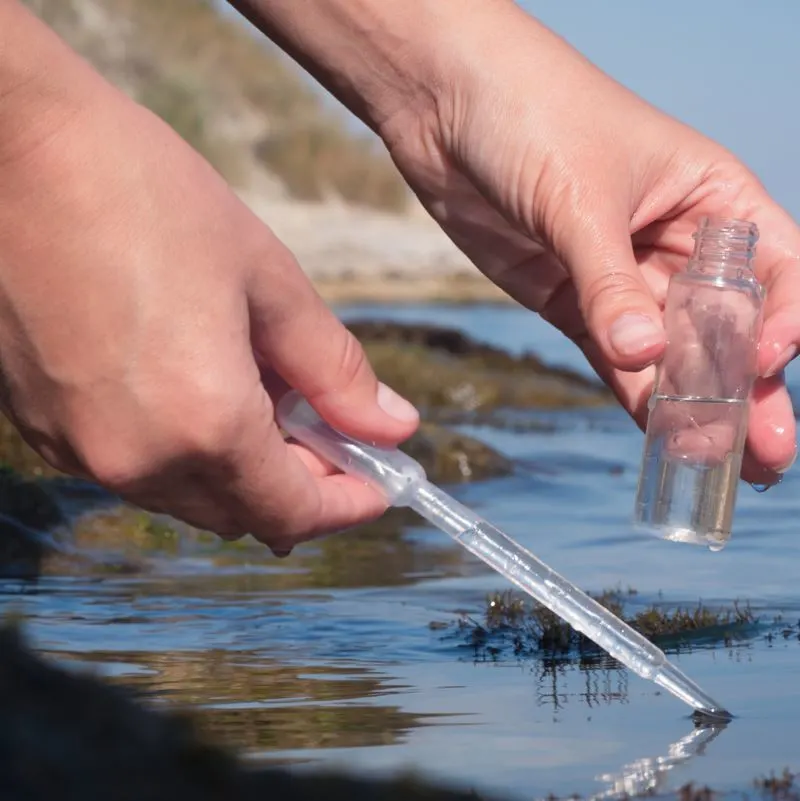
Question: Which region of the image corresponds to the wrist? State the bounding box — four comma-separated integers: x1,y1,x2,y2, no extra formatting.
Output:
229,0,517,134
0,1,109,167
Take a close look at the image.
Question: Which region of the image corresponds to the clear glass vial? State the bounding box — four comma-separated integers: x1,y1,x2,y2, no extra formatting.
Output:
633,217,765,550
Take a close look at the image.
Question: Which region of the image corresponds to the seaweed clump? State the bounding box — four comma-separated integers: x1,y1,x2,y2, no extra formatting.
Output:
753,770,800,801
448,589,758,661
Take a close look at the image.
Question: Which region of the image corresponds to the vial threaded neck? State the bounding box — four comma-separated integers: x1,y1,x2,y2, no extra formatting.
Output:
690,217,758,277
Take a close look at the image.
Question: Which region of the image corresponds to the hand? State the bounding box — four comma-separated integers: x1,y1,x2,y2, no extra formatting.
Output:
374,2,797,485
0,5,418,553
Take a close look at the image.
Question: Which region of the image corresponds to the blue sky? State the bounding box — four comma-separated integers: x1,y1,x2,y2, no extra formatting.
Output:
518,1,800,219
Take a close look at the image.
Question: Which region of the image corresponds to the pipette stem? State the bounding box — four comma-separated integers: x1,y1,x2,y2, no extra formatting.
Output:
409,481,729,717
275,391,731,719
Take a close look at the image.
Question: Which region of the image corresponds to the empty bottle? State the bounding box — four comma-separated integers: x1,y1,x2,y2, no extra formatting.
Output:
633,217,765,550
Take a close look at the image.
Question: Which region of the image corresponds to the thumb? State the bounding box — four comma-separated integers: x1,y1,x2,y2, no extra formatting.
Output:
559,215,666,372
247,251,419,445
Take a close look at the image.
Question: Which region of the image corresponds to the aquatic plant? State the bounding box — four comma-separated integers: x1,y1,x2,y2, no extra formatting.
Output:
754,770,799,801
445,589,759,661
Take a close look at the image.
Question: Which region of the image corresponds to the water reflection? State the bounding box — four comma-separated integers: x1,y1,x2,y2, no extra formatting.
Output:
64,505,470,593
555,660,629,712
455,624,765,718
54,647,445,756
470,652,631,713
591,723,727,800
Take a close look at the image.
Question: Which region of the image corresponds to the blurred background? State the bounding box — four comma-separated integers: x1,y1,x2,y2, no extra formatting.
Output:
19,0,800,309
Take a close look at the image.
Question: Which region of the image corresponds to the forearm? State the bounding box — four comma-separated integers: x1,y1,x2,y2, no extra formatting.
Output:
228,0,515,131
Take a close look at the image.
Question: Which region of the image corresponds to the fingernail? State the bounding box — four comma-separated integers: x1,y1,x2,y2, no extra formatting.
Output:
764,345,797,379
609,314,665,358
377,382,419,423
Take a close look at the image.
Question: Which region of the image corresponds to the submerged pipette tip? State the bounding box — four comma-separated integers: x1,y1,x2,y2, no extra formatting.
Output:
653,662,731,721
692,708,734,725
276,391,730,718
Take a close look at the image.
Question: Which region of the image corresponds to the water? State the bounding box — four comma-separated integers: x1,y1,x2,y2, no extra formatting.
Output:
635,396,749,550
2,302,800,800
461,517,734,723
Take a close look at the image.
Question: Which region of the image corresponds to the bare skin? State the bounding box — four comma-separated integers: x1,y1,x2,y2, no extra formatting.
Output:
235,0,798,486
0,1,419,554
0,0,795,556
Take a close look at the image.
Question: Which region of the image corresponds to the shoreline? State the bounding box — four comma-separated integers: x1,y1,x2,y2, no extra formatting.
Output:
311,272,516,306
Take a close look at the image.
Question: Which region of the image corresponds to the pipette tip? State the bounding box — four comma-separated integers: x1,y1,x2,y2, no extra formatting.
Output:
691,707,733,725
653,662,730,720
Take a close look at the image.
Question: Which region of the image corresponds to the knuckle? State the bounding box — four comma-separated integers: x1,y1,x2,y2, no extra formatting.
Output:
580,270,647,324
168,383,252,461
306,329,371,400
74,390,251,492
79,443,144,492
255,499,320,547
335,331,370,391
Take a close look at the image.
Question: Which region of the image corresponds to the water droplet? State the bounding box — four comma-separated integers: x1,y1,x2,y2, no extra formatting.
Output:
708,541,726,553
750,474,784,493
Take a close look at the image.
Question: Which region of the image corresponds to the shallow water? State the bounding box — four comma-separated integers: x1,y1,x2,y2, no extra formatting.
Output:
2,303,800,799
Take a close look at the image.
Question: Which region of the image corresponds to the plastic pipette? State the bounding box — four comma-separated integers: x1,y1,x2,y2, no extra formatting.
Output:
276,391,731,720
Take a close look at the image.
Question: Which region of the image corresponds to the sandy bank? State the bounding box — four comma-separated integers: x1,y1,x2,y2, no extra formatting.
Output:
240,191,516,305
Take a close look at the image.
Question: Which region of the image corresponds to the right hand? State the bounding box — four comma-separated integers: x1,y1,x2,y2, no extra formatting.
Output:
0,15,419,553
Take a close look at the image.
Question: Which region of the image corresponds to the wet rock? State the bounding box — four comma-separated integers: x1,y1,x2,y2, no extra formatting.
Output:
0,624,502,801
348,320,612,414
0,469,66,579
0,414,60,478
404,423,513,484
0,468,65,531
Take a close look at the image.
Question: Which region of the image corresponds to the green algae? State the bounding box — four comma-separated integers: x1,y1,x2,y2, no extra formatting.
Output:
402,422,514,483
348,320,612,416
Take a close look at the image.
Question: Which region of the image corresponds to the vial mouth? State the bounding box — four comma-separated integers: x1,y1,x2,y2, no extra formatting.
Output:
693,216,759,244
691,217,759,266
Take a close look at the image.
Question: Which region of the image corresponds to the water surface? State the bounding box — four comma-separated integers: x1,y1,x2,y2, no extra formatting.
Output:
2,303,799,800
